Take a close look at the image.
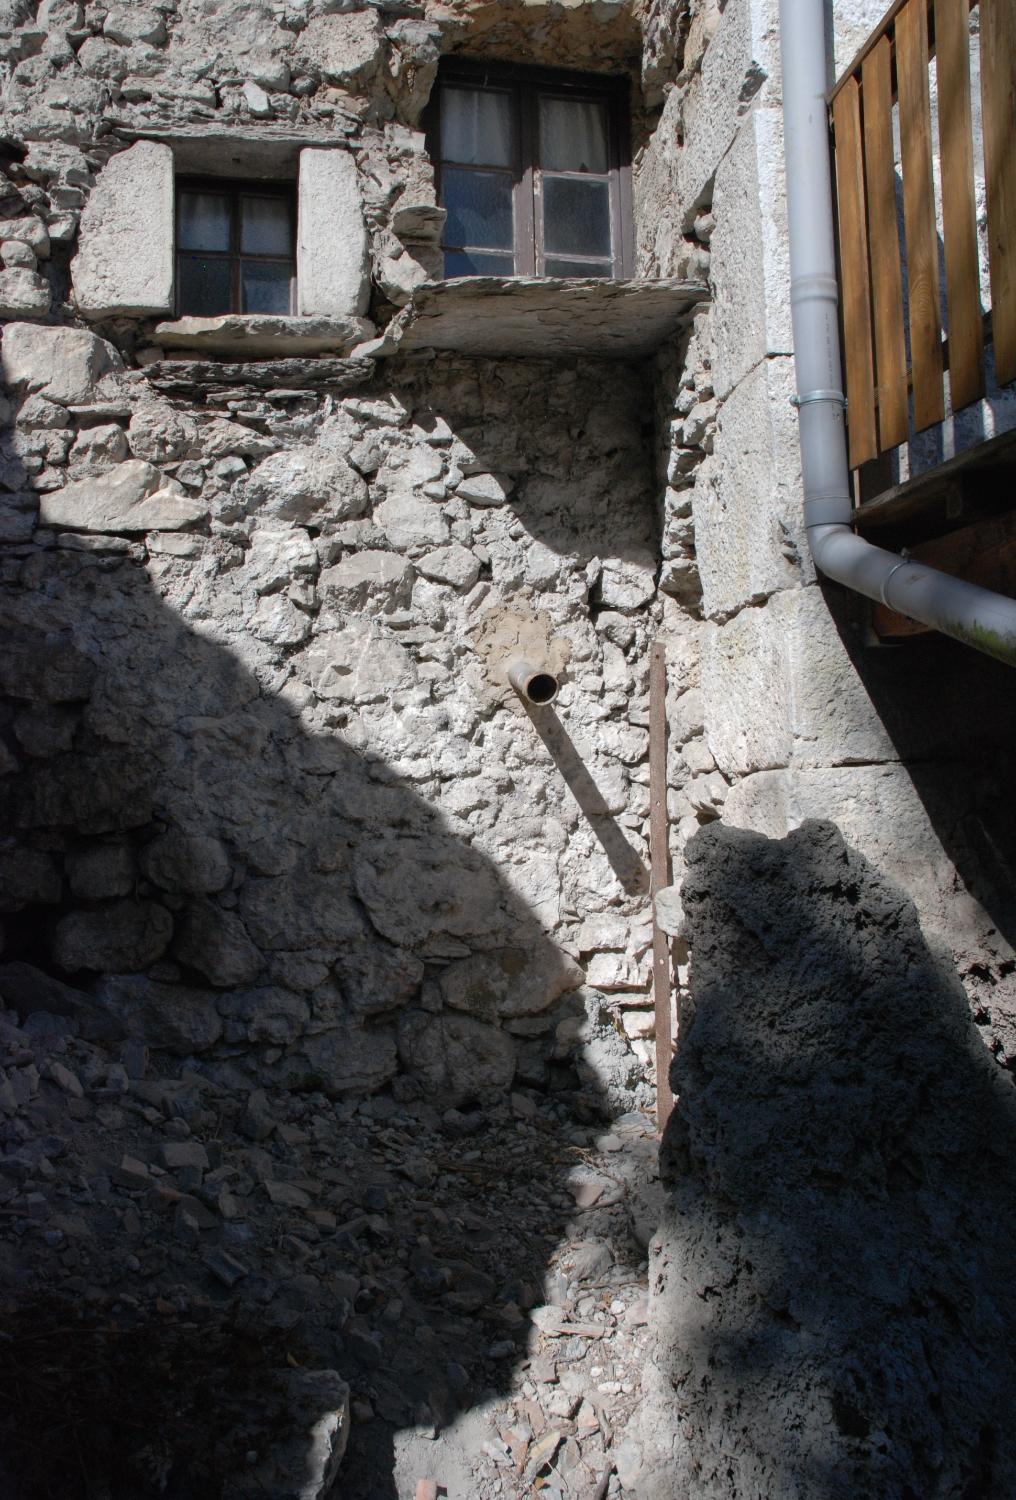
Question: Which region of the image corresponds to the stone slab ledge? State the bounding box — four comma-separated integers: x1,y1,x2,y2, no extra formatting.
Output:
151,314,374,358
365,276,711,361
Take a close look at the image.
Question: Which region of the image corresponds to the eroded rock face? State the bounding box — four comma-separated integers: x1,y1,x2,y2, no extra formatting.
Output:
634,821,1016,1499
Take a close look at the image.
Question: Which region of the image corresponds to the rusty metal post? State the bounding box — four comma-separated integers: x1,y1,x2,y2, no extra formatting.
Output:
648,641,674,1132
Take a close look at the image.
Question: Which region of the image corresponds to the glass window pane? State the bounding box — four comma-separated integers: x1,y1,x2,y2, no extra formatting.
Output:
177,254,232,315
444,249,516,278
442,167,514,250
241,260,292,314
441,86,513,167
544,259,612,278
178,192,231,251
539,96,609,173
542,176,611,258
241,196,292,255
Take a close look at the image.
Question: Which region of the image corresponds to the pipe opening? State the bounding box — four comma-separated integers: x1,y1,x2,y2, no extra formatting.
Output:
507,658,560,705
525,672,558,705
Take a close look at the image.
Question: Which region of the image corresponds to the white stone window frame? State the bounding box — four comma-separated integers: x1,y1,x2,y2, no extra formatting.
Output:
71,137,373,354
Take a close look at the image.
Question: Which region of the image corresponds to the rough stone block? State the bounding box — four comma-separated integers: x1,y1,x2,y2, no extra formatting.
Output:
398,1010,516,1108
1,322,122,405
52,899,173,973
721,762,1002,966
0,217,51,257
297,10,385,88
72,141,174,318
0,268,50,319
173,899,263,987
40,460,207,533
244,445,367,525
702,587,897,775
297,148,370,319
710,108,791,401
319,550,412,609
676,0,782,211
694,355,811,620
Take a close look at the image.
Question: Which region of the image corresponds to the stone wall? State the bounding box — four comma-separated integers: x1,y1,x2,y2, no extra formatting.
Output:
3,0,1016,1493
0,5,700,1490
628,0,1016,1492
641,819,1016,1498
1,322,671,1110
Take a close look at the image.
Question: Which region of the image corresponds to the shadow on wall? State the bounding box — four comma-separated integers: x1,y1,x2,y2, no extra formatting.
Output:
653,819,1016,1500
824,581,1016,999
0,546,646,1499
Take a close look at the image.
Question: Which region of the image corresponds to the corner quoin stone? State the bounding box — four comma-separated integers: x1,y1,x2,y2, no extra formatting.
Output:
72,141,174,319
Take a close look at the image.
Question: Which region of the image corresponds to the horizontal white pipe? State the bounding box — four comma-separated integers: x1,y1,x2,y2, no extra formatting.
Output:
779,0,1016,666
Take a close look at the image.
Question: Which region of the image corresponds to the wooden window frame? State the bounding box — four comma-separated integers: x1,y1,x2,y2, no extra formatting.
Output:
426,59,634,279
175,176,297,317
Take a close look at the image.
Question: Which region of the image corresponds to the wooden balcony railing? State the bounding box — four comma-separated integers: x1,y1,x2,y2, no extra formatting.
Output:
829,0,1015,472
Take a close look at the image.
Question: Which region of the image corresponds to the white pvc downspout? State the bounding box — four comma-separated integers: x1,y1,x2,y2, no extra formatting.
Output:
778,0,1016,667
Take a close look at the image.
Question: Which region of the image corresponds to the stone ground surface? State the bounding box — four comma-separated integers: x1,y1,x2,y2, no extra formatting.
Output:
0,987,663,1498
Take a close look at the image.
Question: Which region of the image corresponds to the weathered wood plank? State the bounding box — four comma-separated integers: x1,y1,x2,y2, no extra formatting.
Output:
863,36,911,449
833,78,879,467
649,641,673,1133
980,0,1016,385
935,0,985,409
852,425,1016,531
897,0,945,429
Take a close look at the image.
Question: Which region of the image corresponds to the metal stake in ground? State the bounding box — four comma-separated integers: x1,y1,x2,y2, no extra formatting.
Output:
649,641,674,1131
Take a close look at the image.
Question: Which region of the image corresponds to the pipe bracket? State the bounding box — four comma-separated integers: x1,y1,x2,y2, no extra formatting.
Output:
791,389,847,410
879,558,910,608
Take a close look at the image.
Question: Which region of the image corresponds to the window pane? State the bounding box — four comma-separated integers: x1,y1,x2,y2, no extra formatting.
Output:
544,259,612,278
241,196,292,255
178,192,231,251
241,260,292,314
441,86,513,166
442,166,513,250
444,249,516,277
539,96,609,173
177,254,232,315
542,176,611,257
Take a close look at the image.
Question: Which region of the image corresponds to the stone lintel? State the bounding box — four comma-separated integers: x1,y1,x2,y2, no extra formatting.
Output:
367,277,710,361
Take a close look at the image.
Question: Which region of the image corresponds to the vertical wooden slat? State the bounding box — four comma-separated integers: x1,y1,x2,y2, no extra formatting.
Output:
832,78,879,467
649,642,673,1134
980,0,1016,385
897,0,945,429
863,36,911,448
935,0,985,409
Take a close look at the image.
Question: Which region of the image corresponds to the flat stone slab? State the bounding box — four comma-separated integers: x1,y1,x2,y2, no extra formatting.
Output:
152,313,374,358
368,276,709,360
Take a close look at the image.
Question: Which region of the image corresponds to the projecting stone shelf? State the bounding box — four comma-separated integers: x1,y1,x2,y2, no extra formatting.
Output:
152,313,374,358
365,276,710,361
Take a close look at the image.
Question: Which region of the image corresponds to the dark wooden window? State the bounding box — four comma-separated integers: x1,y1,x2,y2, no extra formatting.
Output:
428,61,633,279
176,178,296,317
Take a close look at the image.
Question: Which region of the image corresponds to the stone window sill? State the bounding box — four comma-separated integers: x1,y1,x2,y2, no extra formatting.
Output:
361,277,710,361
151,313,375,359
